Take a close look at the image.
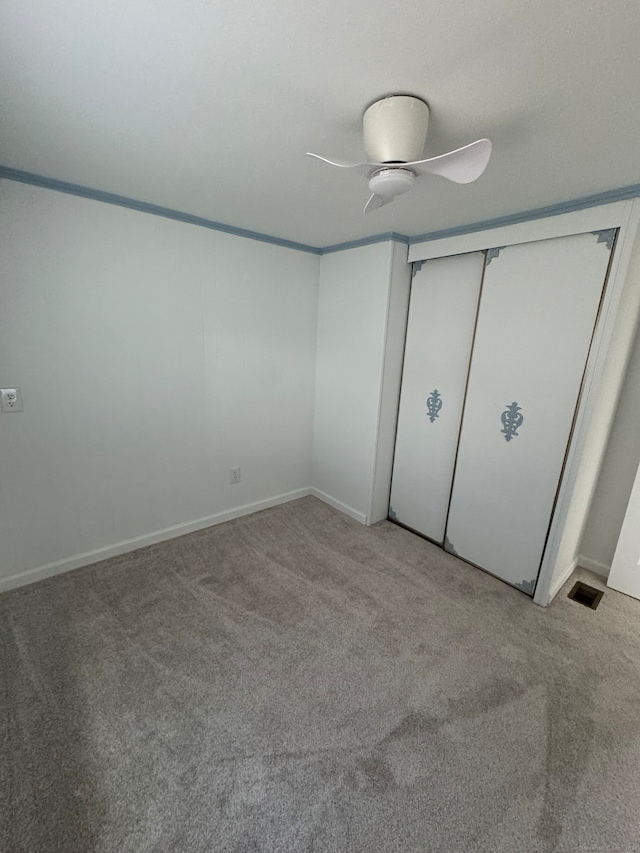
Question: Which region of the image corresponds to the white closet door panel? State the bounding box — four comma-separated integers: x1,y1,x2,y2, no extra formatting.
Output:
445,231,614,592
389,252,484,541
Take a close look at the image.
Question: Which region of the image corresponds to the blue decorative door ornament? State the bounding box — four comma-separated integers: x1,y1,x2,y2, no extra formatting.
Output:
426,389,443,422
501,401,524,442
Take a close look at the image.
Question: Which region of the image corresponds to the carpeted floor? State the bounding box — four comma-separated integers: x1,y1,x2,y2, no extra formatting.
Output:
2,496,640,853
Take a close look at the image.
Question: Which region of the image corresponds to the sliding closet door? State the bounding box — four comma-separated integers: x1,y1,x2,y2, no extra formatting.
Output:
445,230,615,593
389,252,484,542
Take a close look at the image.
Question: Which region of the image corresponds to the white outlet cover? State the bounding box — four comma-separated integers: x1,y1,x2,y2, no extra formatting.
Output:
1,388,23,412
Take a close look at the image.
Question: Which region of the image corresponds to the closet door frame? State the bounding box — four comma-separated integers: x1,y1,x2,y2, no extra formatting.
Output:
405,199,640,606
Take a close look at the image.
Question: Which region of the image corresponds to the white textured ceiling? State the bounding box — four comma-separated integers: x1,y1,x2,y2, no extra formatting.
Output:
2,0,640,248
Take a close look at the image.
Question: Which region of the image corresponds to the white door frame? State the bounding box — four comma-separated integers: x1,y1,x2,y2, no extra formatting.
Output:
401,199,640,605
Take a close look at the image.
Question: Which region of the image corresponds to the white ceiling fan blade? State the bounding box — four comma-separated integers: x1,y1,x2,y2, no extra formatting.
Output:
408,139,492,184
364,193,388,214
307,152,378,177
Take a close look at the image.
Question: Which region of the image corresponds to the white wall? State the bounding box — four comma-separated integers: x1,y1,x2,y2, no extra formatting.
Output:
311,241,409,523
4,175,638,597
0,181,319,590
369,243,412,523
543,217,640,595
607,459,640,597
580,317,640,574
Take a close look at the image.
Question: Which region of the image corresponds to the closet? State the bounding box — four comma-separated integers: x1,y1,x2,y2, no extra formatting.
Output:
389,229,616,595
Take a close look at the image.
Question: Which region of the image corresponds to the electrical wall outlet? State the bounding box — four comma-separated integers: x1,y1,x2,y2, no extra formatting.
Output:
229,467,241,484
1,388,23,412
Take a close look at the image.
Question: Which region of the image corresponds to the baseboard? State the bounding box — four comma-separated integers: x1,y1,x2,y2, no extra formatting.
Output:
547,558,579,604
309,488,368,525
0,488,312,594
577,555,611,578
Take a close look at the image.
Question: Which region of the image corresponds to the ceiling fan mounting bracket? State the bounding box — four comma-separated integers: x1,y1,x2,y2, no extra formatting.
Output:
362,93,428,113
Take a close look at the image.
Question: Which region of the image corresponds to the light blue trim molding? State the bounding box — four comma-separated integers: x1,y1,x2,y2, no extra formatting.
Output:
444,534,459,557
591,228,617,251
320,231,411,254
412,259,426,278
515,577,536,596
2,163,640,257
486,246,505,264
0,165,322,255
407,183,640,247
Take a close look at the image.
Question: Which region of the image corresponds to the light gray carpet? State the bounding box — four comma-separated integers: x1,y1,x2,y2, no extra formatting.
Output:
2,496,640,852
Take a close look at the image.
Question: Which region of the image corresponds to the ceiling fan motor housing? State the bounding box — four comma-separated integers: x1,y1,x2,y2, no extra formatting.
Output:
363,95,429,163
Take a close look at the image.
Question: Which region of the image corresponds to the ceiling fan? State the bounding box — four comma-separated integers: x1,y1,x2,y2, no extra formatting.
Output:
307,95,492,214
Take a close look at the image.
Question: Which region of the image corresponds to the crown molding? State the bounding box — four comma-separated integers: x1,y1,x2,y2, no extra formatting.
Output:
3,163,640,256
0,165,322,255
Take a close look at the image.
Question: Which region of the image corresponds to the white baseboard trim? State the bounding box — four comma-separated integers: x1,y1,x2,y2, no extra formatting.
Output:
577,555,611,578
547,558,579,604
309,488,367,525
0,488,312,594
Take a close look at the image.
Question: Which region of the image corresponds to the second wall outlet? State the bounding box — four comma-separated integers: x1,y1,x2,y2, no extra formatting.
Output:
1,388,23,412
229,467,241,484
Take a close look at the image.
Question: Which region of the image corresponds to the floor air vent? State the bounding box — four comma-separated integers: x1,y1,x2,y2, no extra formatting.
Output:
568,581,604,610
